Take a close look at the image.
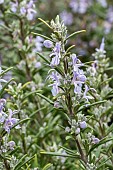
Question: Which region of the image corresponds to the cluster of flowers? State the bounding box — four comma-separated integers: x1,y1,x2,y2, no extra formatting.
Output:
65,114,87,135
60,0,113,35
0,67,20,153
0,0,36,21
38,16,108,168
43,41,89,100
0,98,20,134
0,98,20,153
10,0,37,21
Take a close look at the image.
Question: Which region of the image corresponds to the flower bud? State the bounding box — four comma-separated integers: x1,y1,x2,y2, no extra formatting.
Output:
43,40,53,48
65,127,70,133
75,127,80,134
7,141,15,150
92,137,100,144
79,121,87,129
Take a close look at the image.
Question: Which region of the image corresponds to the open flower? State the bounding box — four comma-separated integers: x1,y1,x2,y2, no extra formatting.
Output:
72,71,86,95
50,42,61,67
4,109,20,133
7,141,15,150
0,99,7,123
49,71,61,96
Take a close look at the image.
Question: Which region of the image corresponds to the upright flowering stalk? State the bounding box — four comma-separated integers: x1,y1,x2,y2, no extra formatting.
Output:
36,16,109,169
86,38,113,166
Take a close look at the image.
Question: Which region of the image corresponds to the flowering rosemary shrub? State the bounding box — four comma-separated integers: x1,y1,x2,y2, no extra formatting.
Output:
34,16,113,169
0,1,113,169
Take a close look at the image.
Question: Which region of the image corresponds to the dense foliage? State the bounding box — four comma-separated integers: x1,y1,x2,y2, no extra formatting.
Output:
0,0,113,170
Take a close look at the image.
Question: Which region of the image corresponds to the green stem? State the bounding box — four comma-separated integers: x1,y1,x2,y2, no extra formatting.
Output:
4,159,10,170
19,18,32,81
76,138,87,165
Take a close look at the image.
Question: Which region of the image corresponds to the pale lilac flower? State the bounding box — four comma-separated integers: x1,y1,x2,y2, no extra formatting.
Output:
10,1,18,13
51,55,60,67
72,71,86,84
54,101,60,108
0,98,6,111
100,38,105,51
75,127,80,134
96,0,107,7
83,85,92,101
49,71,60,96
60,11,73,25
20,7,26,15
26,8,37,20
0,0,4,4
79,0,89,14
50,42,61,67
51,83,59,96
4,109,19,133
71,54,83,72
65,127,71,132
50,72,60,83
92,137,100,144
72,71,86,94
0,99,7,123
70,0,78,13
26,0,37,21
71,54,86,95
79,121,87,129
43,40,53,48
107,6,113,24
74,83,82,94
91,61,98,76
33,36,44,52
70,0,90,14
35,62,41,68
20,0,37,20
7,141,15,150
104,21,112,34
0,67,7,90
96,38,106,53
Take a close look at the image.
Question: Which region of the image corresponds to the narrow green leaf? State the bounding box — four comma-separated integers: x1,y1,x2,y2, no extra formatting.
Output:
65,30,86,42
22,90,42,101
20,82,31,90
13,154,27,170
9,146,20,155
97,156,112,170
88,138,113,155
36,52,50,64
29,107,46,118
38,18,52,29
5,11,20,18
36,93,54,105
105,67,113,71
42,163,53,170
32,32,54,42
40,151,80,158
77,100,107,113
65,45,75,54
0,67,13,77
15,155,35,170
106,124,113,135
66,136,74,141
60,146,78,156
0,78,15,98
